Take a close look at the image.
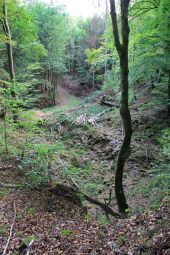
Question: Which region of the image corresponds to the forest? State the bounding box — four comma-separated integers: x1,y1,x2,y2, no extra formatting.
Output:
0,0,169,254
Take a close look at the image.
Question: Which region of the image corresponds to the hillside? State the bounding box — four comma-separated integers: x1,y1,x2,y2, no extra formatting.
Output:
0,81,170,254
0,0,170,254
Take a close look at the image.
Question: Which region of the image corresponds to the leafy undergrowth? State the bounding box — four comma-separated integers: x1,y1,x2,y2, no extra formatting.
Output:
0,187,169,254
0,84,170,254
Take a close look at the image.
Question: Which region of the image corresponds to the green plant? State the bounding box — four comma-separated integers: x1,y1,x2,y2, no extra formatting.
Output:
15,231,23,238
116,234,127,245
25,206,36,214
21,235,35,246
60,228,72,237
96,214,110,225
0,225,7,235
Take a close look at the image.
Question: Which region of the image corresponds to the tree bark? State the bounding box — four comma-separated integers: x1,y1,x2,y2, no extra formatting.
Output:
110,0,132,213
1,1,18,121
168,70,170,116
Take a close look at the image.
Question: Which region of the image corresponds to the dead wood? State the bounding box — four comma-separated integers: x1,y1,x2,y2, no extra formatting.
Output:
56,157,121,218
0,165,14,171
101,100,119,108
49,184,121,218
0,182,20,189
3,203,16,255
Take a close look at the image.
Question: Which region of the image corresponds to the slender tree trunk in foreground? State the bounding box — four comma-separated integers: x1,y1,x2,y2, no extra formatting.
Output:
109,0,132,213
168,70,170,116
1,1,18,121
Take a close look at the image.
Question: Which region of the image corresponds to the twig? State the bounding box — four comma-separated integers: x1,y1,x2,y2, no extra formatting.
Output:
57,155,79,190
0,165,14,171
146,149,149,162
56,157,120,218
26,240,34,255
0,182,20,189
3,203,16,255
20,240,34,255
3,117,8,154
18,177,34,189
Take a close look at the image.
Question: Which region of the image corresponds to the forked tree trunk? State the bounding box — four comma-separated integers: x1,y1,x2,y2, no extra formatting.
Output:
109,0,132,213
1,1,18,121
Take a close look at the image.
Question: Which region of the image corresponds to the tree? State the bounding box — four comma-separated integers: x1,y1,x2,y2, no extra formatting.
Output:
0,0,18,121
109,0,132,213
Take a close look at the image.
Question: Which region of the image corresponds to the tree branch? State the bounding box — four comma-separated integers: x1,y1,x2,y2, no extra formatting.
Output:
49,184,121,218
109,0,122,54
0,182,20,188
3,203,16,255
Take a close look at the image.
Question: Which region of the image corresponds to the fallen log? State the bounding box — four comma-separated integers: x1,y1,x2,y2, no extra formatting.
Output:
0,182,20,189
82,193,121,218
101,100,119,108
0,165,14,171
56,157,121,218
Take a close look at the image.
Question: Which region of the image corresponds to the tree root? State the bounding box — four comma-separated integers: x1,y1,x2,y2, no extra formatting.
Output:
0,181,121,218
49,184,121,218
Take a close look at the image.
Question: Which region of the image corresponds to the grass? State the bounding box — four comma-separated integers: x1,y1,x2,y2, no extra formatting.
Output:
129,157,170,212
0,224,8,235
45,94,81,114
44,91,108,126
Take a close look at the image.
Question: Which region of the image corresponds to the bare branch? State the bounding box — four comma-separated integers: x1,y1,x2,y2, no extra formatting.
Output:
3,203,16,255
129,0,159,20
0,182,20,188
130,7,158,21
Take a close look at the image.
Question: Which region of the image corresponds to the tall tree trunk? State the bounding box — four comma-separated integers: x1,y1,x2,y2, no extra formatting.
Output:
1,1,18,121
168,70,170,116
110,0,132,213
104,0,109,80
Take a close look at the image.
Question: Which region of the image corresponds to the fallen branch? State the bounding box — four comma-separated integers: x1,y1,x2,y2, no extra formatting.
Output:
25,240,34,255
95,108,113,119
75,108,114,127
57,155,79,190
101,100,119,108
19,239,35,255
49,183,121,218
82,192,121,218
0,182,20,189
56,157,120,218
3,203,16,255
0,165,14,171
18,177,34,189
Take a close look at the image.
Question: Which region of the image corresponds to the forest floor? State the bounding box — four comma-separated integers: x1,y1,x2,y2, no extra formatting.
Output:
0,82,170,254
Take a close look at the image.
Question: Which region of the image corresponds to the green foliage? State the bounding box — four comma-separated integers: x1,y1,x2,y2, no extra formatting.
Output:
130,128,170,212
96,215,110,225
30,3,68,74
116,234,127,245
0,225,7,235
159,128,170,157
84,0,170,98
25,206,36,214
60,228,72,237
22,235,35,245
